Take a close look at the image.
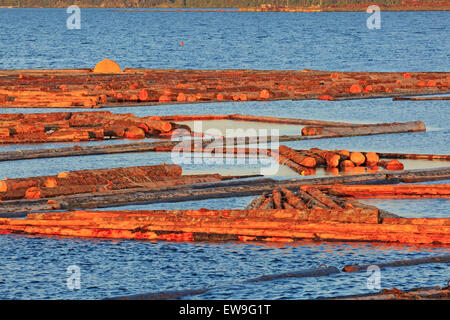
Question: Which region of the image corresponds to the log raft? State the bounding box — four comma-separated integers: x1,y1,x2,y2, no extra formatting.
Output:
0,208,449,245
0,69,448,108
0,111,180,143
1,167,449,215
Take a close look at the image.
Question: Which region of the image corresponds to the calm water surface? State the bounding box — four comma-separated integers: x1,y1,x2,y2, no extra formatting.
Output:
0,9,449,299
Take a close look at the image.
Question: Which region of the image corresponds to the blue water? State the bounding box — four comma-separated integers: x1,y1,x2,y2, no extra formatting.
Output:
0,9,449,300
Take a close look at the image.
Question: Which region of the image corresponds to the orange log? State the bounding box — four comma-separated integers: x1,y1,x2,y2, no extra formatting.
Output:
303,187,342,209
350,152,366,166
314,184,450,199
280,187,307,209
279,145,316,168
272,189,283,209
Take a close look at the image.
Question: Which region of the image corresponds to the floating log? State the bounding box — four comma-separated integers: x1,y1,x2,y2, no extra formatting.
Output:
279,145,316,168
301,121,425,137
393,96,450,101
315,184,450,199
108,265,340,300
301,187,342,209
342,255,450,273
331,285,450,300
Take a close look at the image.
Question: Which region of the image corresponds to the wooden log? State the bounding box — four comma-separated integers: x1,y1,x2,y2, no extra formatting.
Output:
301,187,342,209
272,189,283,209
245,192,268,210
342,255,450,273
280,187,307,209
279,145,316,168
314,184,450,199
368,152,450,161
296,189,329,209
278,154,316,176
393,96,450,101
299,121,426,138
330,286,450,300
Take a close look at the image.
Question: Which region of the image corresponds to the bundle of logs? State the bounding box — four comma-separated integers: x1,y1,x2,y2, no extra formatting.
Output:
0,203,448,245
0,69,448,108
245,185,450,212
0,111,185,143
277,145,405,176
0,163,227,201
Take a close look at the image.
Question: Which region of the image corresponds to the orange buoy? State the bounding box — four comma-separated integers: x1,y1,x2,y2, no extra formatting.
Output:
180,42,184,46
93,58,122,73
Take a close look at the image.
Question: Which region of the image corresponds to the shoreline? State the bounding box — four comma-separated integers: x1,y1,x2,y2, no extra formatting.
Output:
1,6,449,12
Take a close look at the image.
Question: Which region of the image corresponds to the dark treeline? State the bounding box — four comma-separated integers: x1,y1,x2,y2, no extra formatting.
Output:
0,0,443,8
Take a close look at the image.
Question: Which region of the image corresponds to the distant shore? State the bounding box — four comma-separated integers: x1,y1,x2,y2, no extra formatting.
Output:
239,4,450,12
1,5,449,11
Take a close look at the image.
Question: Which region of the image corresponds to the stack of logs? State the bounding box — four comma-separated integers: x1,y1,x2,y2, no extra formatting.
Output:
246,185,450,212
0,164,225,201
0,69,448,108
0,205,448,245
277,145,405,176
0,111,184,143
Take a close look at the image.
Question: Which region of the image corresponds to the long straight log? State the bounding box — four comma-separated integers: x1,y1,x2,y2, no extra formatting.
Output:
301,121,425,138
330,286,450,300
342,255,450,273
314,184,450,199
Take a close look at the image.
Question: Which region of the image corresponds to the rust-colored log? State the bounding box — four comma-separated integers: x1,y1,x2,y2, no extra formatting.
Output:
272,189,283,209
278,153,316,176
302,187,342,209
312,184,450,199
280,187,307,209
278,145,316,168
378,159,405,171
